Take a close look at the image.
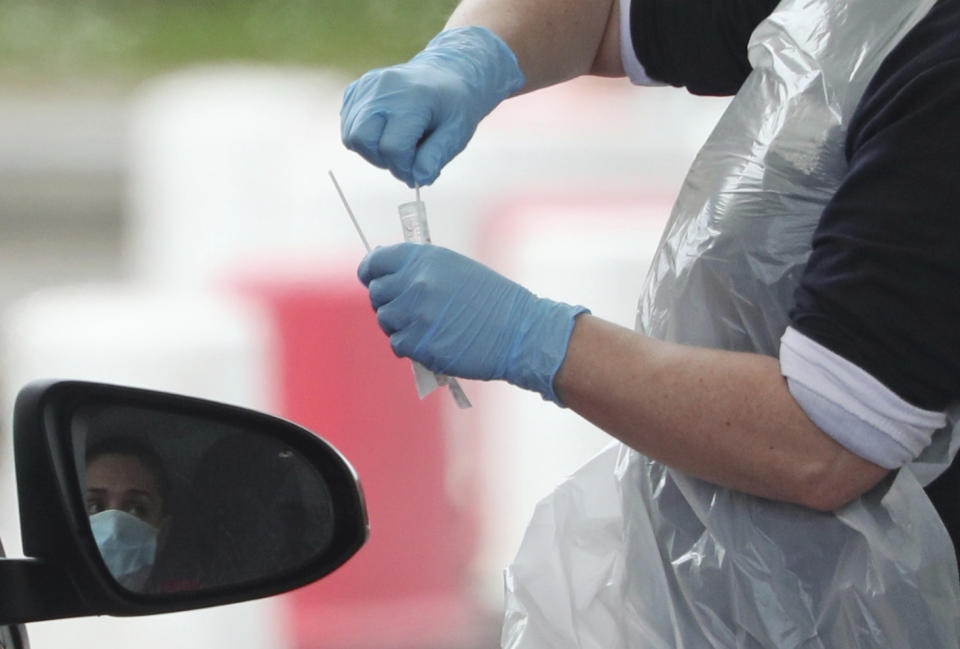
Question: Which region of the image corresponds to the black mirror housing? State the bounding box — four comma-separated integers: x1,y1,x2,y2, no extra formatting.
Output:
3,380,368,624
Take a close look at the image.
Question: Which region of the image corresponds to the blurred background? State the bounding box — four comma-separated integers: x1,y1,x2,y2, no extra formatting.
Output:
0,2,729,649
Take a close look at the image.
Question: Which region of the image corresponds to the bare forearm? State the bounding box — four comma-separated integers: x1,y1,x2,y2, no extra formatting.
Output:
445,0,624,92
554,315,889,511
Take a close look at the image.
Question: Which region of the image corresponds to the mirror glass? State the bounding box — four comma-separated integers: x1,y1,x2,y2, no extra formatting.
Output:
71,404,337,595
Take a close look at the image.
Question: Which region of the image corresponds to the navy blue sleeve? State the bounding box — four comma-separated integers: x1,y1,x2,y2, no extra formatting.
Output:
629,0,779,95
790,0,960,411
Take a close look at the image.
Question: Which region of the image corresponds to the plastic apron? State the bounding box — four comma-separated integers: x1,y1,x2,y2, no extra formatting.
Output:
501,0,960,647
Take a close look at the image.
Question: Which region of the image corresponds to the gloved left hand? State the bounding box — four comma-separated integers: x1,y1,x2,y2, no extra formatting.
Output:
358,243,589,405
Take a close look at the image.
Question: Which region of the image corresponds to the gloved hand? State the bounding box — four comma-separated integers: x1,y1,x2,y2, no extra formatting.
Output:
340,26,525,187
358,243,589,405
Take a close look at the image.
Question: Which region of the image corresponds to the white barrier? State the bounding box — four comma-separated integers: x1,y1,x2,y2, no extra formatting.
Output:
125,66,406,286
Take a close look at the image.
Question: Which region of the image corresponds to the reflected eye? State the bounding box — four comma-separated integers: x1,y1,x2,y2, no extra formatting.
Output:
86,498,105,516
122,497,155,523
126,504,146,519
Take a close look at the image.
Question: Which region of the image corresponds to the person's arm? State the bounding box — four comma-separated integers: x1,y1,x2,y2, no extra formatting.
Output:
444,0,624,91
357,244,889,513
555,315,889,511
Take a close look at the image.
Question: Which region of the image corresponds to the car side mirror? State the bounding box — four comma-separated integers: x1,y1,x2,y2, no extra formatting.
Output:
0,379,368,624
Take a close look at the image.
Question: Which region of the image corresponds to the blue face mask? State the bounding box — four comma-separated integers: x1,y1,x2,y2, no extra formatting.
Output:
89,509,159,592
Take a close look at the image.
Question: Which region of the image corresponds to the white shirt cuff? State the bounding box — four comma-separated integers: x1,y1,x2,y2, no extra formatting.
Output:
779,326,947,469
619,0,667,86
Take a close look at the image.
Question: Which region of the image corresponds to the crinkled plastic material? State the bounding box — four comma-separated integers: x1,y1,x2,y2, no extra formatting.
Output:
502,0,960,647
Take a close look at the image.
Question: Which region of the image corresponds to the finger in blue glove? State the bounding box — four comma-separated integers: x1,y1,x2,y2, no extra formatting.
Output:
340,26,525,187
358,243,589,405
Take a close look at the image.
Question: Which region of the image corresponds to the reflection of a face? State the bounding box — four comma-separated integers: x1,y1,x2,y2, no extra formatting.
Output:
86,453,165,528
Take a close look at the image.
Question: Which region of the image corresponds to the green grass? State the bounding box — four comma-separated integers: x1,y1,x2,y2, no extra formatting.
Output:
0,0,458,81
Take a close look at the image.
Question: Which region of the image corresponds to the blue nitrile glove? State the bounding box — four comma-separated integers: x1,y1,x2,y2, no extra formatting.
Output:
340,26,525,187
358,243,589,405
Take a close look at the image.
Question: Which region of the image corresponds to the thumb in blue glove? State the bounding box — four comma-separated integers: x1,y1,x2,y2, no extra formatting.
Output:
340,26,525,187
358,243,589,405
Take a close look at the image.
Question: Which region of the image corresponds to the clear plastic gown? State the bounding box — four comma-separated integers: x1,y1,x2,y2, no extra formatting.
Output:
502,0,960,646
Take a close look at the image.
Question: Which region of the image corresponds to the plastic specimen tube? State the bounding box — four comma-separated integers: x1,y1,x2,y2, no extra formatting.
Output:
399,194,472,409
